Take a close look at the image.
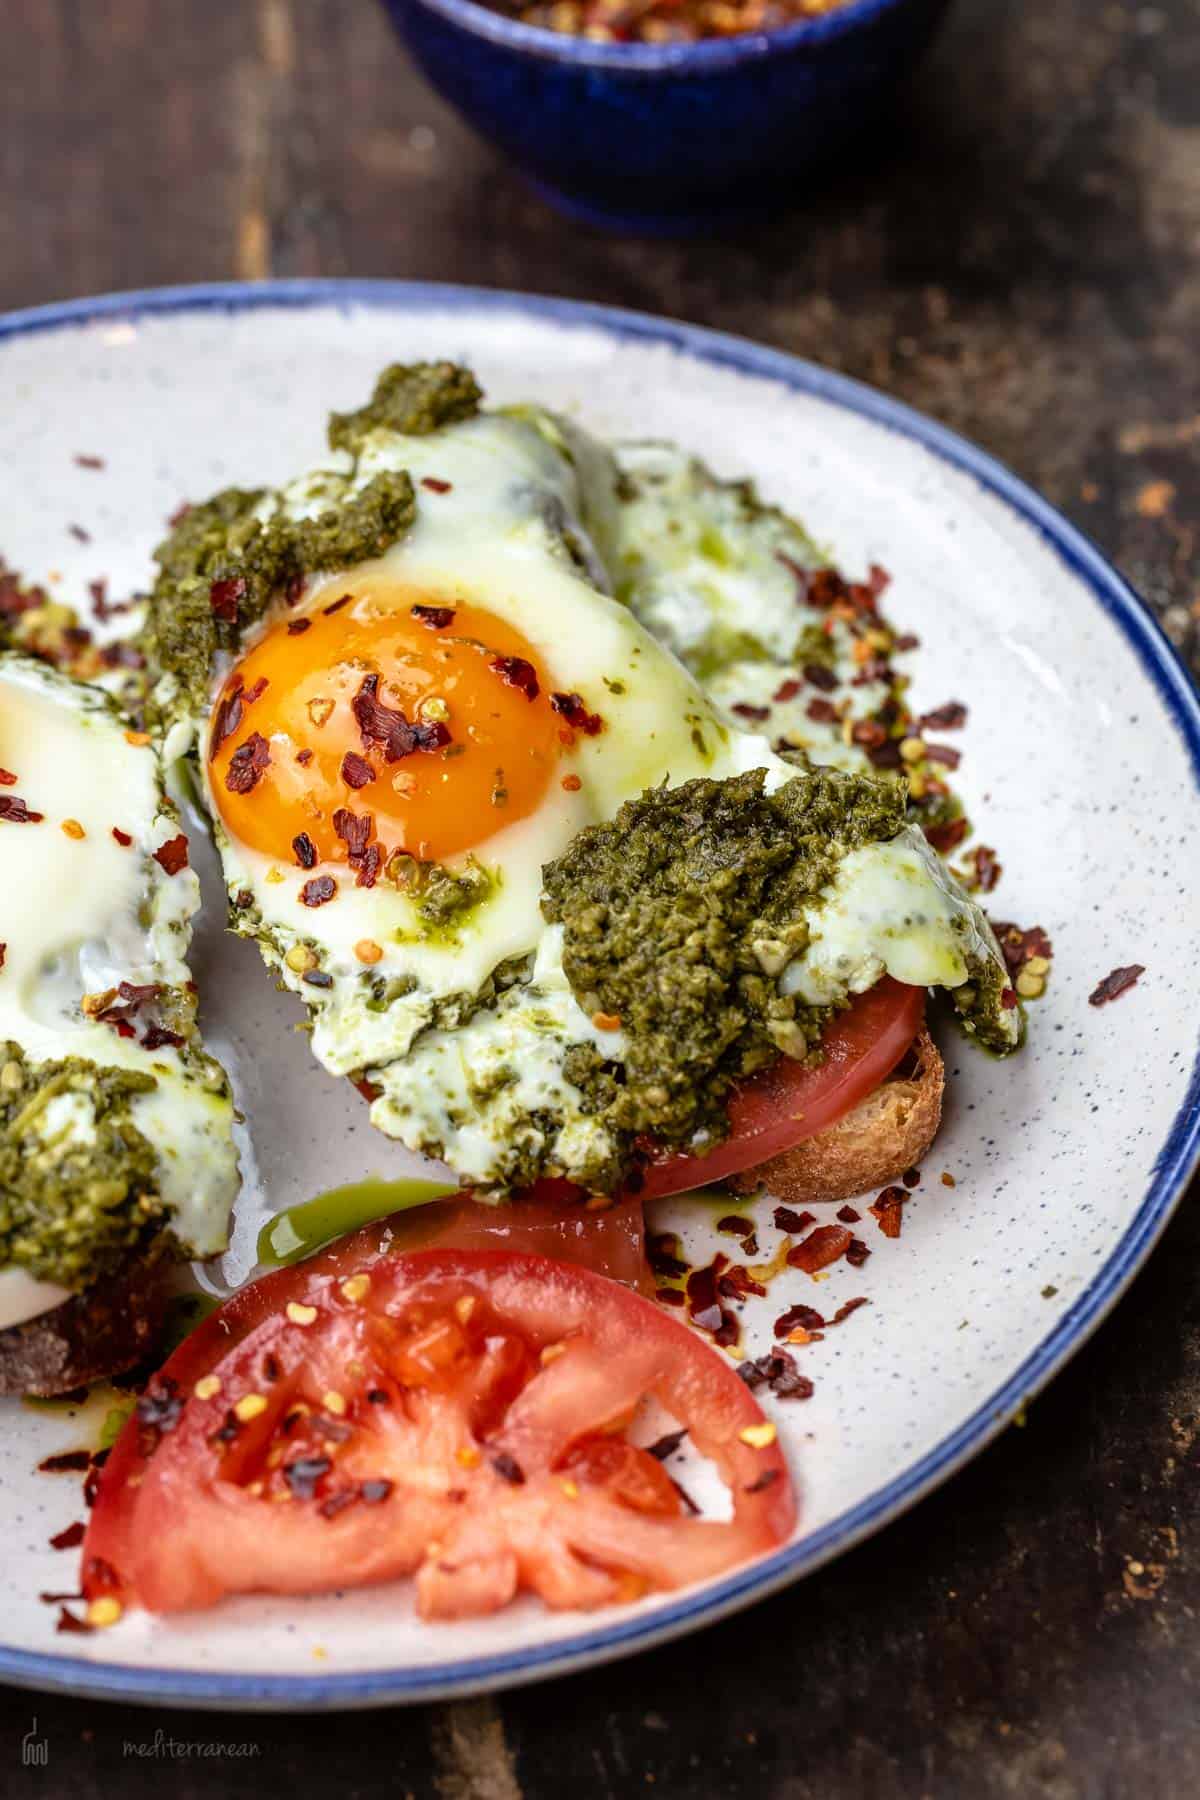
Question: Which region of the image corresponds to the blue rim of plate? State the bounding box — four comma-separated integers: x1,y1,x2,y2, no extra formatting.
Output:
1,279,1198,1710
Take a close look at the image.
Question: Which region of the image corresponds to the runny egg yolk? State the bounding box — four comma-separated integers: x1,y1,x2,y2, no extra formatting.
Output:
208,586,562,868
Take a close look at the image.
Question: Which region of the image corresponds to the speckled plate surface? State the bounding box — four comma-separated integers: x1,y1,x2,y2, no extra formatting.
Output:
1,282,1198,1711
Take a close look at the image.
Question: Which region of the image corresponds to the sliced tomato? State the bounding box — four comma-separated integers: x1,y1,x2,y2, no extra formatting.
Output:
83,1248,795,1620
631,977,925,1200
320,1183,648,1292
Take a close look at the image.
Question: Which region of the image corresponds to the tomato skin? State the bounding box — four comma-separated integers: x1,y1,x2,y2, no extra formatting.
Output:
84,1249,795,1620
324,1183,649,1292
630,978,925,1200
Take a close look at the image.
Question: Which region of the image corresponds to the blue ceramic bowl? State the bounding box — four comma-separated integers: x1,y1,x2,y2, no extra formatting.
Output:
381,0,953,231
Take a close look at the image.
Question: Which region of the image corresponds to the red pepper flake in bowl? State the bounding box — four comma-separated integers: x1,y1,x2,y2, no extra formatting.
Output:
488,0,858,43
1089,964,1145,1007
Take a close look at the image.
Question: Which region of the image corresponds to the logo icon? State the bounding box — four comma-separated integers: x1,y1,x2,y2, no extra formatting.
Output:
22,1719,49,1767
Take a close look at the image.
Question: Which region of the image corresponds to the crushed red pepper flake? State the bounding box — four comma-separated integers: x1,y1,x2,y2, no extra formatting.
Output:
323,594,353,616
806,698,838,723
292,832,318,870
990,921,1053,974
924,742,961,770
962,844,1002,893
773,1205,815,1234
1089,964,1146,1007
296,748,313,767
49,1520,86,1551
919,701,967,731
38,1450,92,1474
803,662,839,693
773,677,802,703
340,751,374,791
152,833,189,876
333,807,372,857
0,795,45,823
210,679,245,756
736,1349,813,1400
832,1297,871,1326
490,655,540,701
74,453,105,470
420,477,452,494
352,672,450,760
773,1303,826,1340
731,702,770,721
925,816,969,854
300,875,337,907
286,617,312,636
845,1237,872,1268
869,1186,908,1238
209,576,247,622
491,1451,525,1486
142,1023,185,1051
411,603,455,629
0,944,5,971
0,769,16,786
836,1205,861,1223
225,731,271,795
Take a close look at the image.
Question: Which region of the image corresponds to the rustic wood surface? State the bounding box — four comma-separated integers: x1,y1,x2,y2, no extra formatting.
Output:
2,0,1199,1794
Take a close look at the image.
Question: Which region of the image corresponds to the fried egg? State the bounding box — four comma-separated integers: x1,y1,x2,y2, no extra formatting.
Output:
0,654,238,1326
159,389,1015,1193
194,412,739,1096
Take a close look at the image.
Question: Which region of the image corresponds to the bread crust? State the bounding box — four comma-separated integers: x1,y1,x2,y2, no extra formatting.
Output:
0,1250,170,1397
728,1027,944,1206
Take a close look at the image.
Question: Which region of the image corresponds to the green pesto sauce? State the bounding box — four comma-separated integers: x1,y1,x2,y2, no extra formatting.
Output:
327,362,482,455
144,471,416,724
541,766,906,1159
382,850,497,933
257,1176,457,1266
952,948,1026,1055
0,1045,167,1288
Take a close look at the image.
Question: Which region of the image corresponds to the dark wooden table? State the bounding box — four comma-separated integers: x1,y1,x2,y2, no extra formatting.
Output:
3,1,1199,1794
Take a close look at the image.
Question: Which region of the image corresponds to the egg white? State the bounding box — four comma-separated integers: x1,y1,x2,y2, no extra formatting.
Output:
0,654,238,1325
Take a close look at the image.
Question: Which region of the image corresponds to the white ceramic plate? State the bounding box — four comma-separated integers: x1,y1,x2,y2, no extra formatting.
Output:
2,282,1198,1710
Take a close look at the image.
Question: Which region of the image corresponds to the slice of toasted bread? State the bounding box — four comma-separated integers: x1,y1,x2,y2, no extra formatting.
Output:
0,1250,170,1398
728,1026,944,1206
